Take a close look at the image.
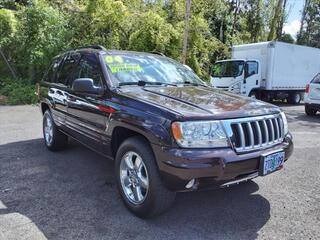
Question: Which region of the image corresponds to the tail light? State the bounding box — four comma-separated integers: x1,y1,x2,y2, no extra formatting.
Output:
306,84,310,94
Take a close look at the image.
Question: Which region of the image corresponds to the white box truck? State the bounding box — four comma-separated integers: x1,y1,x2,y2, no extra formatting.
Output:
210,41,320,103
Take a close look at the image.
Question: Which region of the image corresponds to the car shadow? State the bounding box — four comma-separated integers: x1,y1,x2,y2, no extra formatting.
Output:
0,138,270,240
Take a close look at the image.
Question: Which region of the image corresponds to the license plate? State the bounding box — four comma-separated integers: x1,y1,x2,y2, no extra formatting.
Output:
260,151,285,176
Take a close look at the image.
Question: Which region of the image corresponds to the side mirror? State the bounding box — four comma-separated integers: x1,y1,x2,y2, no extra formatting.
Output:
72,78,103,95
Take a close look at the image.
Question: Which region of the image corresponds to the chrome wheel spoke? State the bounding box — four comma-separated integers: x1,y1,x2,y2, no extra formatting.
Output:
139,175,148,189
123,176,131,187
134,156,142,170
124,154,134,170
132,185,143,202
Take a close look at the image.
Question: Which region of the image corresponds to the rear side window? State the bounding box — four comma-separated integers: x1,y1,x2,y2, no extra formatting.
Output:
311,73,320,84
56,54,78,85
45,57,62,83
72,53,103,87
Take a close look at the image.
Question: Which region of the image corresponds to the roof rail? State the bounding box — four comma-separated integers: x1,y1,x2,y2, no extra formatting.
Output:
150,50,165,56
75,45,107,51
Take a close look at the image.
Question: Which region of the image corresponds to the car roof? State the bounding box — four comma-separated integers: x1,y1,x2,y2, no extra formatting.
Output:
54,47,165,59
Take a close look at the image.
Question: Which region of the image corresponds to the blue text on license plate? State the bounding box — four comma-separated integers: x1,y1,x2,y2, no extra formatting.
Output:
261,151,285,175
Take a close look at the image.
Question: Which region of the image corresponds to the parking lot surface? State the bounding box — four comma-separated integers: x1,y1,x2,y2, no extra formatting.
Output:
0,104,319,240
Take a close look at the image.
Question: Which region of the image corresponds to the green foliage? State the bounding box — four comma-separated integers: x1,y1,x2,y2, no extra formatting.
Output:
0,0,319,105
0,8,16,46
279,33,295,44
0,78,37,105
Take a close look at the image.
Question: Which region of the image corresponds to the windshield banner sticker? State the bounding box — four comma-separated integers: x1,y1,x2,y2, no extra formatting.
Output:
109,64,142,73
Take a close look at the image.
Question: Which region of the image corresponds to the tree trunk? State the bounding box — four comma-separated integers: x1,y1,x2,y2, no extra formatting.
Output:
181,0,192,64
297,0,309,42
268,0,284,41
277,0,287,39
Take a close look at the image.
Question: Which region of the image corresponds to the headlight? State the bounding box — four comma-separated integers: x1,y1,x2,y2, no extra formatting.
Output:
171,121,229,148
280,112,289,135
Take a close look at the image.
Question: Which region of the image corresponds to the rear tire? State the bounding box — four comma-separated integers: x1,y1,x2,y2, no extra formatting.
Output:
43,110,68,151
305,104,317,116
288,93,301,104
115,136,175,218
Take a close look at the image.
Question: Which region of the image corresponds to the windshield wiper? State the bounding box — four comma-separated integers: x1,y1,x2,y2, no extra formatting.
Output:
119,80,177,87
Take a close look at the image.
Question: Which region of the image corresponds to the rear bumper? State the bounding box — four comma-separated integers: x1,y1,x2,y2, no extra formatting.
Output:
152,133,293,191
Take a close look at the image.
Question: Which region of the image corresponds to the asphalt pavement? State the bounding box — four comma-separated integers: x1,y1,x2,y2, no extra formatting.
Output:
0,104,319,240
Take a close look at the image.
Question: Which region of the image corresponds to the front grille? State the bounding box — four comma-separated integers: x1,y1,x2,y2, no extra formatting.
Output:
227,114,284,153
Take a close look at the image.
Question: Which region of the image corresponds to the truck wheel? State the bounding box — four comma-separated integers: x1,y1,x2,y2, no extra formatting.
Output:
288,93,301,104
249,91,258,99
115,136,175,218
43,110,68,151
305,105,317,116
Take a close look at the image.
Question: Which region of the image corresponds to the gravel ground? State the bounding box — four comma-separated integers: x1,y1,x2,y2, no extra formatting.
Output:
0,104,319,240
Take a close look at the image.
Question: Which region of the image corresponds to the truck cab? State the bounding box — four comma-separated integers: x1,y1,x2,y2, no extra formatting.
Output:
210,59,261,97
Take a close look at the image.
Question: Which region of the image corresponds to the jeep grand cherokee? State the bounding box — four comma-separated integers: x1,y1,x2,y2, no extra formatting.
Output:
40,45,293,218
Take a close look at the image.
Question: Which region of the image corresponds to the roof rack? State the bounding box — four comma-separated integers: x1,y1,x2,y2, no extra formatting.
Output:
75,45,107,51
150,51,166,56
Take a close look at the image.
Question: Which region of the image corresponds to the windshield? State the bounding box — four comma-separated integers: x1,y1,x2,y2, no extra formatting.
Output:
103,53,204,86
212,61,244,78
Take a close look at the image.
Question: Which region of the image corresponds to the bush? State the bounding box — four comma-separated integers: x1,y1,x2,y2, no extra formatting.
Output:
0,78,37,105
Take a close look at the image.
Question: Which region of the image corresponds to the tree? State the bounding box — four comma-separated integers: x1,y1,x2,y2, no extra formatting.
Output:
279,33,294,43
268,0,284,40
0,8,17,79
297,0,320,47
8,0,69,81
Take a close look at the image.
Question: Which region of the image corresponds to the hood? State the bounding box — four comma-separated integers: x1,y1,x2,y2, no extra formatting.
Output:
120,86,280,120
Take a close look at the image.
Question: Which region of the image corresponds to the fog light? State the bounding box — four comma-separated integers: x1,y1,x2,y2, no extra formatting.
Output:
185,179,195,189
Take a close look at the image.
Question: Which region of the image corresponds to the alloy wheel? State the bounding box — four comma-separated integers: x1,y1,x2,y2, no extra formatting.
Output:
119,151,149,204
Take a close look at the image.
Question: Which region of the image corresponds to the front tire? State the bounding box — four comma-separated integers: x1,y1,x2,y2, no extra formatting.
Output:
305,104,317,116
43,110,68,151
115,136,175,218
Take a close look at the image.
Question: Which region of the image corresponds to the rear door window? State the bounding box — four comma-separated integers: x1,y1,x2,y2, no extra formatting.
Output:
44,57,63,83
56,54,78,86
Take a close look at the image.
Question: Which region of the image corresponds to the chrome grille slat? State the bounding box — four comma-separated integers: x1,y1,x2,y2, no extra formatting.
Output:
247,122,254,148
262,120,269,144
274,118,280,140
237,123,245,149
255,121,262,146
226,114,284,153
268,119,275,142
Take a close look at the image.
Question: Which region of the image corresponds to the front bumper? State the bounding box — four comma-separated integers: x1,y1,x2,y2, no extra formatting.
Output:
152,133,293,191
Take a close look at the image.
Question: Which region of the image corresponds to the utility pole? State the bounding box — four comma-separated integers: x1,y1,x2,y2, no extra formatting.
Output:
181,0,191,64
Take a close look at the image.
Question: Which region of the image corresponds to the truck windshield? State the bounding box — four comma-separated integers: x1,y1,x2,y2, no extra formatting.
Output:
212,61,244,78
103,53,205,86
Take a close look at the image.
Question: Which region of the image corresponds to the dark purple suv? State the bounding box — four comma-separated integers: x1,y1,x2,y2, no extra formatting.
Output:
40,45,293,218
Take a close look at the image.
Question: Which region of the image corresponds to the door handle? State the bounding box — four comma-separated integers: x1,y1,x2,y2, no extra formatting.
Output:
56,90,64,96
67,96,77,102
